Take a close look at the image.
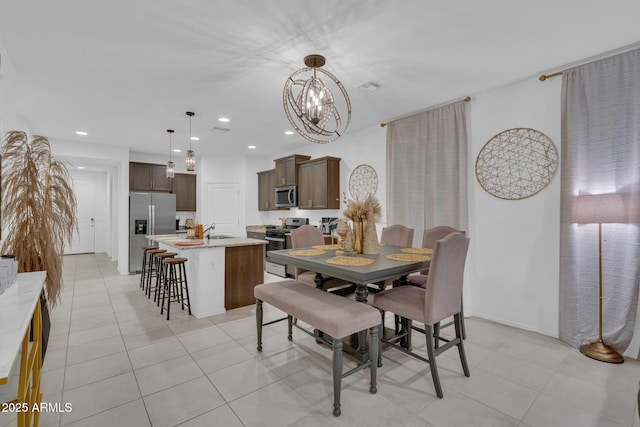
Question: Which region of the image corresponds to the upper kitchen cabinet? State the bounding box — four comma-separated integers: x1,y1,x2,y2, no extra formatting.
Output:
173,173,197,211
297,156,341,209
129,162,173,192
257,169,279,211
274,154,310,187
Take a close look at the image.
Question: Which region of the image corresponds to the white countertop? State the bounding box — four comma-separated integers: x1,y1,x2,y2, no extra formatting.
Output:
0,271,46,381
148,234,267,250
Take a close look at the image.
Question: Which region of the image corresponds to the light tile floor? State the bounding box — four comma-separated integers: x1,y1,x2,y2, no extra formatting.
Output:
1,253,639,426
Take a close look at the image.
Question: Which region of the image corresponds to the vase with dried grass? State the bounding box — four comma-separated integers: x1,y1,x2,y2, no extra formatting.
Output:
1,131,78,307
343,192,381,254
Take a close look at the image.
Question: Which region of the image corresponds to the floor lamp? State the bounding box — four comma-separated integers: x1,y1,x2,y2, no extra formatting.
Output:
574,193,627,364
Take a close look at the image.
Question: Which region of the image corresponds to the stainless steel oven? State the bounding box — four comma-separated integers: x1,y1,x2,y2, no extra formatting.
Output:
265,217,308,277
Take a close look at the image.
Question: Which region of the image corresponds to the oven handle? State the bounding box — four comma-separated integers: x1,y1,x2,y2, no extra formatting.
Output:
265,236,285,242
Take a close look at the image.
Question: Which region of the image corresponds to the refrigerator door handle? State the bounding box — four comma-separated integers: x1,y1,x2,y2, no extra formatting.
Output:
148,204,152,235
151,204,155,234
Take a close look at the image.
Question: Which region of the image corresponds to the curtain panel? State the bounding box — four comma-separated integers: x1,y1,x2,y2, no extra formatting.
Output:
385,100,468,244
559,48,640,355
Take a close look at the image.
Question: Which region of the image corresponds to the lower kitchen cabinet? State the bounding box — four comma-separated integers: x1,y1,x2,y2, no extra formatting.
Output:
225,244,265,309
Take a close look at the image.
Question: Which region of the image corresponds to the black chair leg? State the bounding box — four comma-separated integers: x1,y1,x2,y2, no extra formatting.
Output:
455,313,470,377
256,299,263,352
425,324,443,398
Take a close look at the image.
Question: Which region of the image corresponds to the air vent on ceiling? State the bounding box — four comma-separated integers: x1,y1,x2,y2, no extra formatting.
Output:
356,80,382,91
211,126,231,132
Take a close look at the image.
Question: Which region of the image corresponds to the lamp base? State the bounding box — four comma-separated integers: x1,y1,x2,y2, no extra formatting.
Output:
580,340,624,364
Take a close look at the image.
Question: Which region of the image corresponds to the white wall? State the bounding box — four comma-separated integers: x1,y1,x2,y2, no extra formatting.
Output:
468,77,563,337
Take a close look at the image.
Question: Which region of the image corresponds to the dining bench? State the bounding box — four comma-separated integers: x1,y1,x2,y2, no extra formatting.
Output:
254,279,380,417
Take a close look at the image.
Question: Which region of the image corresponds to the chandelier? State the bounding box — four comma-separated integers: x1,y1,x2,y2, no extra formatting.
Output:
283,54,351,144
185,111,195,171
166,129,175,179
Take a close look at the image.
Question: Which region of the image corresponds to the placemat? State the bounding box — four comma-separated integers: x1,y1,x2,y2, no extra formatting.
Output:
386,253,431,262
311,244,341,250
326,256,374,266
400,247,433,255
288,249,325,256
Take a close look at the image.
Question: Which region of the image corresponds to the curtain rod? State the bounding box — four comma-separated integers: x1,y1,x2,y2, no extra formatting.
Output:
539,42,640,82
380,96,471,127
539,71,563,81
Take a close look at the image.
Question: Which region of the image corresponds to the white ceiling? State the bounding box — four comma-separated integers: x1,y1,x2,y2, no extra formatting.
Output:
1,1,640,160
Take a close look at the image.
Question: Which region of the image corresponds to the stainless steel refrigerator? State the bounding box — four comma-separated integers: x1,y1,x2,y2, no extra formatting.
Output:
129,192,176,273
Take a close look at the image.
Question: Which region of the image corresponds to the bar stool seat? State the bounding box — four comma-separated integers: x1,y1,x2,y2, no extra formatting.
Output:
145,249,167,297
152,252,177,303
140,246,159,290
161,257,191,320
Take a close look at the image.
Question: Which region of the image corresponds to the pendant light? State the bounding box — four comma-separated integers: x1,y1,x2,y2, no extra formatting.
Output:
185,111,195,171
283,54,351,144
166,129,175,178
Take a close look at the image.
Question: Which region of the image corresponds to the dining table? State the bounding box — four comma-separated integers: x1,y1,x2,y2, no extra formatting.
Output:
267,244,431,361
267,244,431,303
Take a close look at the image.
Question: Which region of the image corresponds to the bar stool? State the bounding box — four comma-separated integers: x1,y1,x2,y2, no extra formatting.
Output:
145,249,167,298
153,252,177,304
140,246,159,290
161,257,191,320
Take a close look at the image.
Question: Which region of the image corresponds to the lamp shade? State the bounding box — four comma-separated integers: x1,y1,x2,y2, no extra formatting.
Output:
574,193,627,224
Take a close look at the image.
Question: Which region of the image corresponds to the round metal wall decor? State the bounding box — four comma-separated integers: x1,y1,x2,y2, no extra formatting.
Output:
349,164,378,199
475,128,558,200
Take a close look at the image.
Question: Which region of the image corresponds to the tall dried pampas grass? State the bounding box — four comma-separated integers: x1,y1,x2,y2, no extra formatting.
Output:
1,131,77,307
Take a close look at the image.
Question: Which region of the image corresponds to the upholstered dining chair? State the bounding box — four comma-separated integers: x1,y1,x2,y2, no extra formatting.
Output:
402,226,467,340
373,232,470,398
291,225,353,292
372,224,414,291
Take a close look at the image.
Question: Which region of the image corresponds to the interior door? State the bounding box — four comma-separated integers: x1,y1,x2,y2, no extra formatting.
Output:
206,183,239,236
67,178,96,254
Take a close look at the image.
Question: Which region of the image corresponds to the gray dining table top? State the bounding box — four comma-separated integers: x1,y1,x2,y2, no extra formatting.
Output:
267,245,430,285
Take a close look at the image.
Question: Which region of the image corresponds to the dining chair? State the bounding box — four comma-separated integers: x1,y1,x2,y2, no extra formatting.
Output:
373,232,470,398
372,224,414,291
290,225,353,292
401,226,467,340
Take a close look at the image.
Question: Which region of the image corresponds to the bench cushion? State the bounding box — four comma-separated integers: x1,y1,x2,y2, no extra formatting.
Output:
254,280,380,339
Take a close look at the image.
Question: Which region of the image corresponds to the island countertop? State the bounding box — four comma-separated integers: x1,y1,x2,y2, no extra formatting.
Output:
147,234,267,250
147,234,266,317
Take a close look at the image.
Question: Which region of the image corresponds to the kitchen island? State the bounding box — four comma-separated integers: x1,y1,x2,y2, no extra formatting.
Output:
148,235,267,317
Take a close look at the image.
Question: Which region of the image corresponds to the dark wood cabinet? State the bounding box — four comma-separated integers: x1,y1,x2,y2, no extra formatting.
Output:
173,173,196,211
257,169,277,211
129,162,173,192
297,156,341,209
274,154,310,187
225,244,265,309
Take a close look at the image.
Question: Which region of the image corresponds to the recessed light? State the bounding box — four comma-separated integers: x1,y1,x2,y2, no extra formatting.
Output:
218,117,230,123
248,145,256,149
190,136,200,141
75,131,88,136
284,131,294,135
77,166,85,169
173,149,181,153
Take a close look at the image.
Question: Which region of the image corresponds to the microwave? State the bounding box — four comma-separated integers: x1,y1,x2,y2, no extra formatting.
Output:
275,185,297,208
